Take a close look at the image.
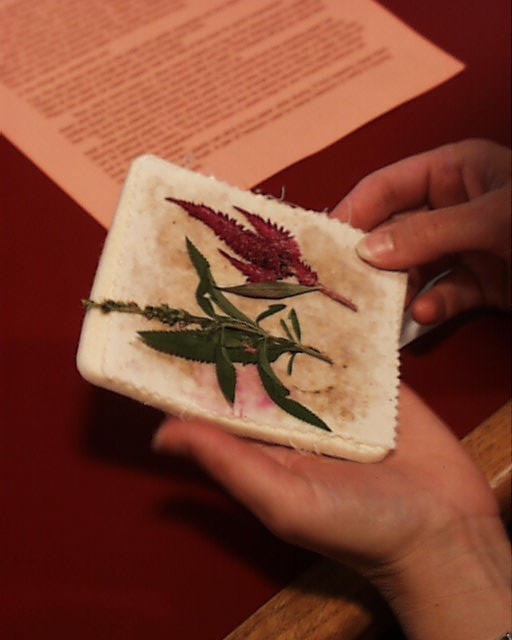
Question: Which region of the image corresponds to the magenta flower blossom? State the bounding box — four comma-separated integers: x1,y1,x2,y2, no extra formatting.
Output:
166,197,357,311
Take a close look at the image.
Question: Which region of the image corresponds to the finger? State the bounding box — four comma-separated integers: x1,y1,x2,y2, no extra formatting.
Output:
404,267,425,308
410,266,486,324
403,259,454,308
331,143,470,230
153,418,308,527
332,140,511,230
354,186,510,269
332,157,430,230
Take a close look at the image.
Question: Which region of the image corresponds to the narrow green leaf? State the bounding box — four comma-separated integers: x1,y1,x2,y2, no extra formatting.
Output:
287,352,297,376
217,282,319,299
186,238,253,324
196,288,216,317
215,330,236,404
280,319,294,341
256,304,286,325
257,339,289,396
187,237,216,317
257,340,331,431
209,286,254,324
186,237,211,282
272,394,332,432
288,308,301,341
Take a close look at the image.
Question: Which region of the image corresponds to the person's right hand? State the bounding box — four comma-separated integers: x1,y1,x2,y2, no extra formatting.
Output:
154,382,511,640
331,139,511,324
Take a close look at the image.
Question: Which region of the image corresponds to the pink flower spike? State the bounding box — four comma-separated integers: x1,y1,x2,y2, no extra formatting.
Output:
219,250,277,282
167,197,279,272
166,197,357,311
290,258,318,287
233,206,301,257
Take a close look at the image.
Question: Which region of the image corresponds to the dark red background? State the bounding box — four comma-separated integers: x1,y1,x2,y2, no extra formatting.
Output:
2,2,510,638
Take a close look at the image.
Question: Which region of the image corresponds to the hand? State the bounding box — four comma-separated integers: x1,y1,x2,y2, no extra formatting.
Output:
332,139,511,324
153,385,511,639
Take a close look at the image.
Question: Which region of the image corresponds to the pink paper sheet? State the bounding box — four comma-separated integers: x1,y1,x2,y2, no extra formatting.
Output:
1,0,464,228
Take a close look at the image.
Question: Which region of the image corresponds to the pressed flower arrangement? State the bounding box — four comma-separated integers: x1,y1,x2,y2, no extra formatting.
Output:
85,198,362,430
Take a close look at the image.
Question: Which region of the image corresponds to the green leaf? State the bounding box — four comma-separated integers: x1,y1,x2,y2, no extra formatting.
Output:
280,319,294,341
289,308,301,341
222,329,253,349
139,329,295,365
215,330,236,404
187,237,216,317
209,286,254,324
287,352,297,376
186,238,253,324
257,340,331,432
196,287,216,317
186,237,211,282
139,329,217,362
257,339,289,396
271,393,332,432
217,282,319,299
256,304,286,325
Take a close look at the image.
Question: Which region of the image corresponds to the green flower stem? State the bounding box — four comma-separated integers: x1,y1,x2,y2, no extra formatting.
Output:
293,344,333,365
82,299,332,365
82,299,210,328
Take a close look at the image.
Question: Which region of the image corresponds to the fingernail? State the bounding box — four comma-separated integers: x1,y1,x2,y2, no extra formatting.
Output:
356,231,394,261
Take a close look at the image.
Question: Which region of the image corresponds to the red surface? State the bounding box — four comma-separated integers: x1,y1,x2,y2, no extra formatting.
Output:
2,1,510,638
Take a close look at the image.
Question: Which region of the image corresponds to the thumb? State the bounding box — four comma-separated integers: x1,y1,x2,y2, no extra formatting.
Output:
354,186,510,270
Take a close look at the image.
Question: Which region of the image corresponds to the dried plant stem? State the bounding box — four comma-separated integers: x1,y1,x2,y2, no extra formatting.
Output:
82,299,332,365
318,285,358,312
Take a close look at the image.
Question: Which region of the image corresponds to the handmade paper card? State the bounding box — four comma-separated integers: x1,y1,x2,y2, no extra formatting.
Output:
77,157,407,461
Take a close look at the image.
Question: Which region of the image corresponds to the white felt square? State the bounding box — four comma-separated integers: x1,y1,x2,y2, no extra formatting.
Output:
77,156,406,461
